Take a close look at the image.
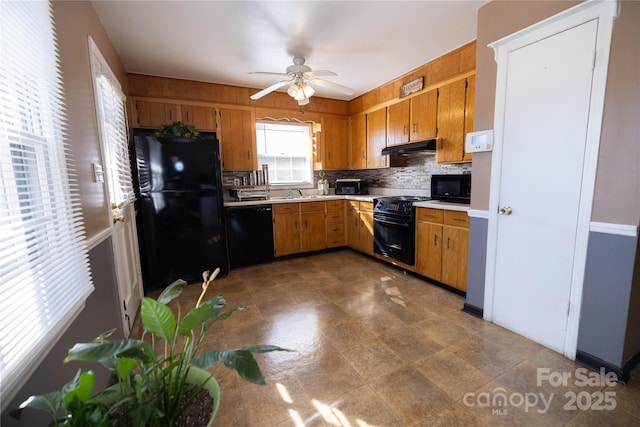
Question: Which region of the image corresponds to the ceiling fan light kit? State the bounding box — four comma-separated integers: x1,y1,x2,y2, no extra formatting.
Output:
249,56,355,105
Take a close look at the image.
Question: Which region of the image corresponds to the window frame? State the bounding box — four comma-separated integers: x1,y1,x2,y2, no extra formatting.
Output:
255,120,314,189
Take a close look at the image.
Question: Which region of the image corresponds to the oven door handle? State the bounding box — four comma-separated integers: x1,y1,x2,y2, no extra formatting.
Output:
374,217,411,227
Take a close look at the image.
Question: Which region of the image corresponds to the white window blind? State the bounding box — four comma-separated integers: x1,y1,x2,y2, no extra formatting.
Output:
0,1,94,408
88,37,135,210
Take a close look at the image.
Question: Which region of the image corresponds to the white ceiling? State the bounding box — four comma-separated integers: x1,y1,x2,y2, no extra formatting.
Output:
91,1,488,101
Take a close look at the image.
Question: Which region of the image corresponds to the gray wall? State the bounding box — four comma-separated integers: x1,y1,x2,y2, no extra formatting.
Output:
465,217,488,311
467,0,640,372
1,239,123,426
578,232,638,367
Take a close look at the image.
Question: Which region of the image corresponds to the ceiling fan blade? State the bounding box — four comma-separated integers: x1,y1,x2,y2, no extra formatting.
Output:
308,78,355,96
305,70,337,77
249,71,291,77
250,80,291,100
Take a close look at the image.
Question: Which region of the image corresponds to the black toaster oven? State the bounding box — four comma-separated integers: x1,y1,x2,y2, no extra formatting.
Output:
335,179,368,195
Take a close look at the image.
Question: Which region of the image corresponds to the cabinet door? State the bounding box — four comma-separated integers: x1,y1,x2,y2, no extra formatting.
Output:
301,211,327,252
322,116,349,170
367,108,388,169
463,74,475,162
441,226,469,291
410,89,438,141
219,108,255,171
274,212,300,256
135,100,177,128
346,204,360,249
436,79,467,163
387,99,410,146
416,221,443,281
359,210,374,256
182,105,216,131
349,114,367,170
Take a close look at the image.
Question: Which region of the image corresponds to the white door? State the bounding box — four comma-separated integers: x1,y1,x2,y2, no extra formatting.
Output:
89,37,143,337
490,21,599,352
111,203,143,335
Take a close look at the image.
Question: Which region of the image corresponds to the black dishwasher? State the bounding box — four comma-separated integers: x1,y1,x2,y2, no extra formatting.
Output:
225,205,274,269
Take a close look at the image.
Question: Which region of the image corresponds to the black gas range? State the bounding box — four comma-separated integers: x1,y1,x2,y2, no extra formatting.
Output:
373,196,430,265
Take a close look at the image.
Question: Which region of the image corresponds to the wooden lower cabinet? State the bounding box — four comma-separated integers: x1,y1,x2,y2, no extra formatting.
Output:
273,203,301,257
416,221,443,281
326,200,345,248
415,208,469,291
301,201,326,252
346,201,374,255
274,201,348,257
441,225,469,291
346,202,360,249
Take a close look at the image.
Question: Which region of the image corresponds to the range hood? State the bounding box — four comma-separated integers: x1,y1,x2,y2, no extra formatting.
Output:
381,138,437,156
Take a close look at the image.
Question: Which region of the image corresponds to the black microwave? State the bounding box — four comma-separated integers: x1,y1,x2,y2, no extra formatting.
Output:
431,174,471,204
335,179,368,195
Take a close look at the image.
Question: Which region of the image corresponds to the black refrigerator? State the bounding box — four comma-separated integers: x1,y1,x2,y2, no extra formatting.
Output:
131,129,228,292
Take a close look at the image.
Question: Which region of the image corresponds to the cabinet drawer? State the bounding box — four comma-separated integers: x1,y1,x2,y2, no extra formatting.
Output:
416,208,444,223
328,235,346,247
301,201,326,213
444,210,470,227
326,200,344,211
360,202,374,212
327,222,344,236
327,210,344,223
327,235,346,248
273,203,299,215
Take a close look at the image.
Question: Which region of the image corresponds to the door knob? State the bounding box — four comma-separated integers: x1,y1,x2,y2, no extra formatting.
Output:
499,206,513,215
113,215,125,222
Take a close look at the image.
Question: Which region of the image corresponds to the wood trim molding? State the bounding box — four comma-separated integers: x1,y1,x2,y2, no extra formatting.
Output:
467,209,489,219
590,221,638,237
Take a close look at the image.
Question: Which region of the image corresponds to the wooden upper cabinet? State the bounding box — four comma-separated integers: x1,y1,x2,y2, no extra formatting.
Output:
463,74,475,162
410,89,438,141
181,104,216,132
321,116,349,170
134,100,177,128
387,99,410,146
436,78,468,164
218,108,255,171
366,107,388,169
349,114,367,170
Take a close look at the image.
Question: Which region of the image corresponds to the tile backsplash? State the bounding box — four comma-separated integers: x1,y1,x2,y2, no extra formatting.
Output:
316,154,471,194
222,154,470,196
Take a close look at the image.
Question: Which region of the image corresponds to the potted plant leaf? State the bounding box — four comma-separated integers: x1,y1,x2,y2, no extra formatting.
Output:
11,268,288,426
154,121,200,138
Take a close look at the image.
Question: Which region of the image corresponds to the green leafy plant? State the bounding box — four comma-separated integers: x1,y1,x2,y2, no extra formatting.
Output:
12,268,288,426
154,121,200,138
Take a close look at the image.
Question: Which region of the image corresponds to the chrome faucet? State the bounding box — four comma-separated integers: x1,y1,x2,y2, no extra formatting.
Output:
287,188,292,198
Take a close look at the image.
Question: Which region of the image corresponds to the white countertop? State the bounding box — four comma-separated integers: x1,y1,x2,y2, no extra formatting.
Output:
414,200,471,212
225,194,470,212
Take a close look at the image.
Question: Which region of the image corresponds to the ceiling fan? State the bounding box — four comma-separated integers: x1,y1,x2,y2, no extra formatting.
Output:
249,56,355,105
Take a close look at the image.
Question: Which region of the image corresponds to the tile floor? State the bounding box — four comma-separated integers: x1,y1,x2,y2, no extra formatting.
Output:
154,249,640,426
